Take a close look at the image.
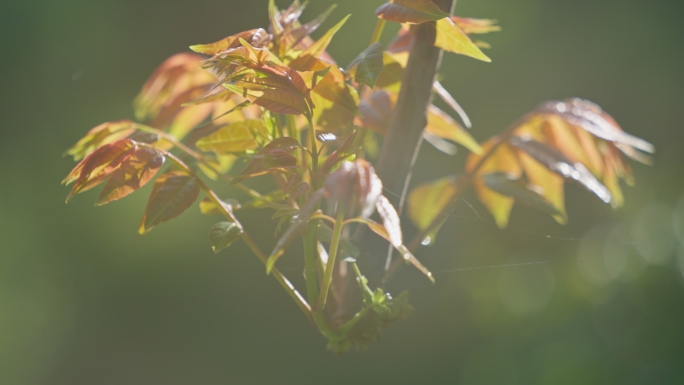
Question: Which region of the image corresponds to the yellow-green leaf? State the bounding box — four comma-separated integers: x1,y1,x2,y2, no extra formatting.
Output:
300,14,350,59
375,0,449,24
408,176,458,232
435,18,491,62
427,106,482,154
195,120,266,154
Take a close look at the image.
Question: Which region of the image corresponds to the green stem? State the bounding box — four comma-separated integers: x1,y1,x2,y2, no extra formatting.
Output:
338,306,370,334
303,218,320,306
161,150,314,325
316,210,345,310
369,19,386,45
306,115,319,188
242,232,315,326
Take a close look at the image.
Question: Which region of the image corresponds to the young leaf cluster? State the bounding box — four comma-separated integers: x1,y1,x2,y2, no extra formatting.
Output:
62,0,652,353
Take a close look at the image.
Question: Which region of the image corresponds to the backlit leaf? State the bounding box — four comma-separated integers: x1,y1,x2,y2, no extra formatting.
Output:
355,217,435,283
375,0,449,24
466,141,522,228
195,120,266,154
229,137,299,185
64,120,136,161
190,29,268,56
435,18,491,62
96,147,165,206
516,150,567,223
208,221,243,253
482,172,563,218
407,176,458,232
432,80,471,128
347,42,384,88
224,82,309,115
280,5,337,56
537,98,654,156
300,14,350,60
139,172,200,234
65,139,137,201
427,105,482,154
509,135,615,207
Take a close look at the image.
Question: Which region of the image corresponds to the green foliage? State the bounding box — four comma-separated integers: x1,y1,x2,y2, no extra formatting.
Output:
61,0,652,354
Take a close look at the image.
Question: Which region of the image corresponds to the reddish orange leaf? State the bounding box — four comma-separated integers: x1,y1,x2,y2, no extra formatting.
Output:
64,120,136,160
65,139,137,201
96,147,165,206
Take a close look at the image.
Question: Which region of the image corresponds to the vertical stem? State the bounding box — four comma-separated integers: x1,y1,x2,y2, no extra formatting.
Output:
303,218,320,306
369,19,386,45
162,150,314,325
317,210,346,310
242,232,314,326
306,115,319,188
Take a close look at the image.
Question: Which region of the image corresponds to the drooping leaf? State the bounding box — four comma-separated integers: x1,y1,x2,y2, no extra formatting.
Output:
139,172,200,234
355,217,435,283
375,0,449,24
195,120,267,154
208,221,243,253
432,80,471,128
347,42,384,88
407,176,458,232
466,141,522,228
96,147,165,206
434,18,491,62
427,105,482,154
509,135,615,207
65,139,137,201
516,150,567,223
323,160,382,218
482,172,563,218
537,98,654,156
375,195,402,248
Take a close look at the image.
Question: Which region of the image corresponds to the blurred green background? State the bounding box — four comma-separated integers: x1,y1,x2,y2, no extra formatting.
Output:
1,0,684,383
